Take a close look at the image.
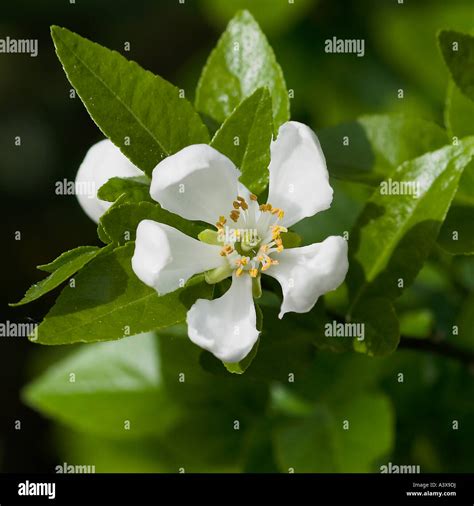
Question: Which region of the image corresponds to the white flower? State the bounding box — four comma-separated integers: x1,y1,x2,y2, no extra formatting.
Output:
132,121,349,363
75,139,143,223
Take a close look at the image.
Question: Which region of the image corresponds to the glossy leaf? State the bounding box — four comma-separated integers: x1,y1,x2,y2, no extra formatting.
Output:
439,30,474,102
99,201,205,245
23,333,181,437
318,114,449,184
97,176,153,204
273,393,393,472
37,246,101,273
51,26,209,176
211,87,273,194
10,245,107,307
195,10,289,128
348,139,474,312
438,205,474,255
445,80,474,139
32,243,213,345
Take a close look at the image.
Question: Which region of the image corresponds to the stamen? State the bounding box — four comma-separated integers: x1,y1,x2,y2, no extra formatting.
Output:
220,245,234,256
249,268,258,278
237,196,248,210
249,194,258,201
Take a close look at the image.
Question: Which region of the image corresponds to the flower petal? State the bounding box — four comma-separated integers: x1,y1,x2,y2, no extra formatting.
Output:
187,274,259,363
150,144,242,225
132,220,223,295
75,139,143,223
266,236,348,318
267,121,333,227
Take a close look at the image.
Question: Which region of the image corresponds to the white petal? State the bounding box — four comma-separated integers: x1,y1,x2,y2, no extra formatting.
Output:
150,144,242,225
187,274,259,363
266,236,348,318
75,139,143,223
132,220,223,295
267,121,333,227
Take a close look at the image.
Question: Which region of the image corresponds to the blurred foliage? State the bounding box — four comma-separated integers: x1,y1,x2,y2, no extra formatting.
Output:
2,0,474,473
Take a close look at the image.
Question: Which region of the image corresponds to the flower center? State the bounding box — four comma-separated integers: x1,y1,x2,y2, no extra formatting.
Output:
215,194,286,278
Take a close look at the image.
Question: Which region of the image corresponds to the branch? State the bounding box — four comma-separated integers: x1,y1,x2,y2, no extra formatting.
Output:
398,336,474,370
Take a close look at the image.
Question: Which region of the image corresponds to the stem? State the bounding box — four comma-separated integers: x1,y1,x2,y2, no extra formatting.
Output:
398,336,474,370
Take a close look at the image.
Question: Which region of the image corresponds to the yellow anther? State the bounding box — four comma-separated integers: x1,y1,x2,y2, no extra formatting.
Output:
219,216,226,224
233,201,240,209
249,194,258,201
235,257,249,268
236,267,244,277
261,262,271,271
278,210,285,219
220,245,233,256
237,196,249,210
249,268,258,278
230,210,240,222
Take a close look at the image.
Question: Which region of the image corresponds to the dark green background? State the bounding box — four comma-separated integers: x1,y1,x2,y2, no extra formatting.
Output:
1,0,473,472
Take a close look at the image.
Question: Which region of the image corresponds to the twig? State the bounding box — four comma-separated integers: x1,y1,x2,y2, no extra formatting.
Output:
398,336,474,371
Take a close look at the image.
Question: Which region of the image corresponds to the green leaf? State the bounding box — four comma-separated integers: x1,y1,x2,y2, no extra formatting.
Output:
211,87,273,195
399,309,434,338
51,26,209,176
439,30,474,102
273,393,393,472
200,0,315,37
32,243,213,345
99,201,205,245
347,139,474,312
445,80,474,139
97,176,153,204
37,245,101,273
280,230,301,249
10,245,107,307
318,114,449,184
159,326,269,410
195,10,289,129
350,297,400,356
23,332,182,437
438,205,474,255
